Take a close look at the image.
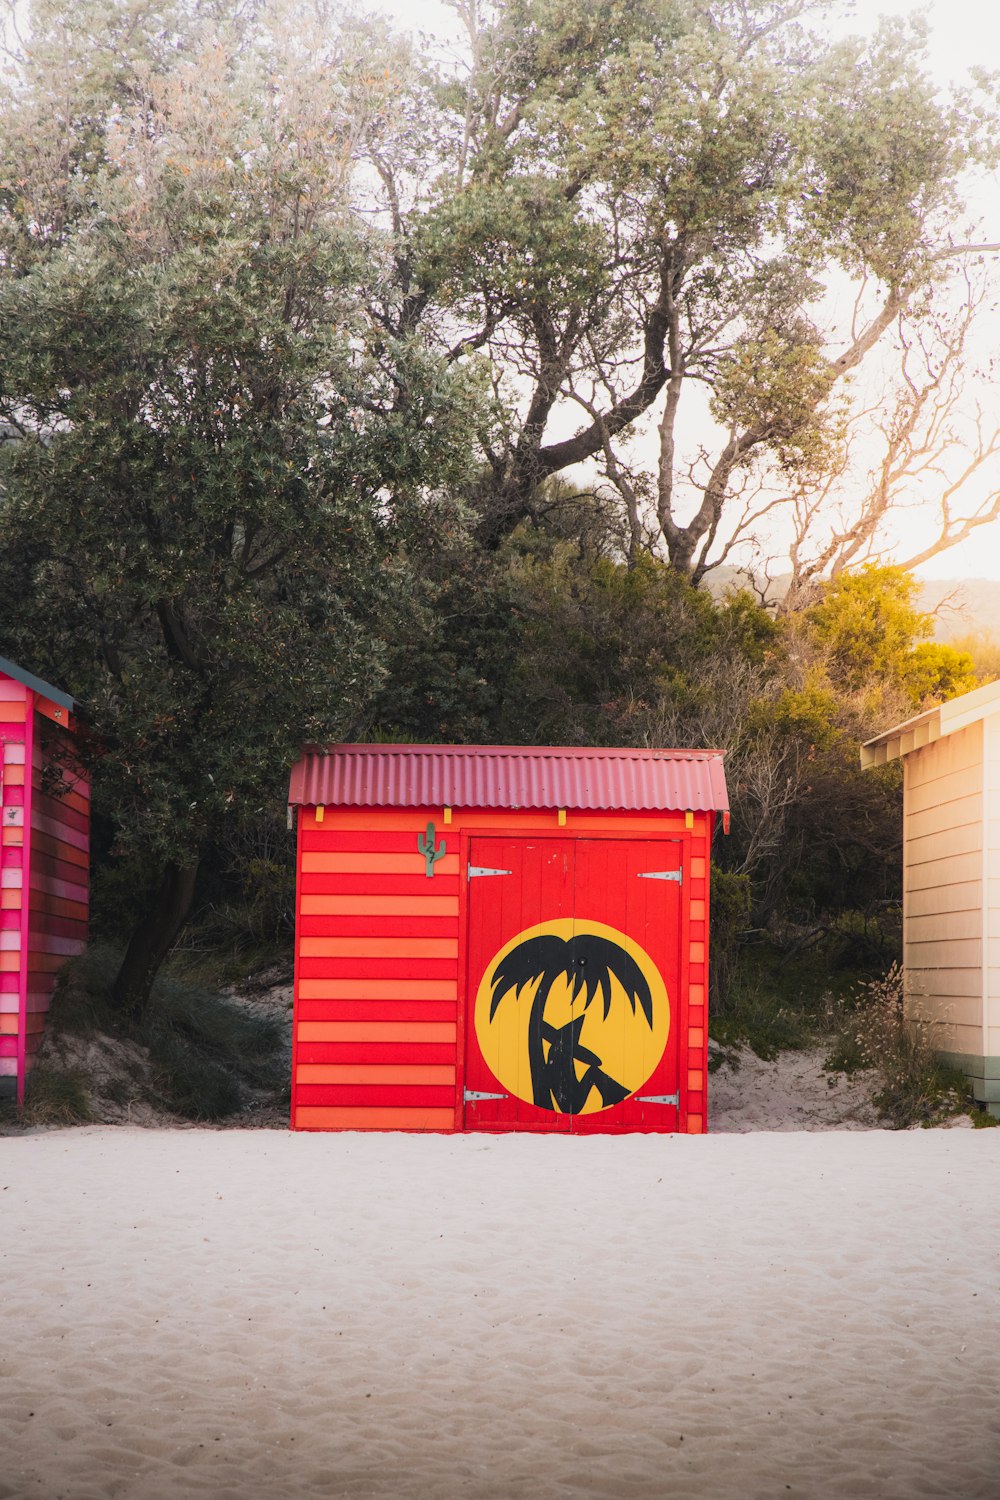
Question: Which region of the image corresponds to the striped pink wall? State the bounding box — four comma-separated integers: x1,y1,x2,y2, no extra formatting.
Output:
0,680,27,1093
0,674,89,1103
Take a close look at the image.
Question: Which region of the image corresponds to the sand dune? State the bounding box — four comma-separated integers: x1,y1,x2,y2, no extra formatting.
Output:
2,1127,999,1499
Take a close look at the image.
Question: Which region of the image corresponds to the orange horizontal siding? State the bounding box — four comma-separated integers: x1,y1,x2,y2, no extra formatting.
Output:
294,1106,454,1130
3,765,24,786
297,1001,456,1025
301,852,461,876
0,1014,17,1034
297,1021,456,1043
305,809,448,832
304,807,694,835
299,915,457,940
296,978,456,1001
300,894,459,917
1,891,20,910
296,1064,455,1086
298,936,456,959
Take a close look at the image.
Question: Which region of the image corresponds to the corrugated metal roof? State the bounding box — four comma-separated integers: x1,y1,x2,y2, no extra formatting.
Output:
289,744,729,813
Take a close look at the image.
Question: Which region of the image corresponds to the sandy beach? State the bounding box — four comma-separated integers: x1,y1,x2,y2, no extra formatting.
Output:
3,1125,999,1499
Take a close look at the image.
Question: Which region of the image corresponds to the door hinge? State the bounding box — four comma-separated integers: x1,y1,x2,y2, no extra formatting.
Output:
637,869,682,883
636,1092,680,1106
468,865,512,878
464,1089,508,1101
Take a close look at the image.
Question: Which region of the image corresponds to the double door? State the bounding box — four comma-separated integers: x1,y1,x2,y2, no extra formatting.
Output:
464,836,683,1132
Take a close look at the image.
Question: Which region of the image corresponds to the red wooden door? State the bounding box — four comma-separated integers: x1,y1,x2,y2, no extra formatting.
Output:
463,838,575,1131
464,836,683,1132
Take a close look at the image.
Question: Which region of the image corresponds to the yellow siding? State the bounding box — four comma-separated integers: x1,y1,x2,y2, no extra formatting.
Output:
906,851,981,891
906,882,980,918
905,765,985,814
907,910,980,943
903,722,983,1048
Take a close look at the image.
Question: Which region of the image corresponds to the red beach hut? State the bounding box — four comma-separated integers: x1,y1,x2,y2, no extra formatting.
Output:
0,658,89,1104
287,744,728,1134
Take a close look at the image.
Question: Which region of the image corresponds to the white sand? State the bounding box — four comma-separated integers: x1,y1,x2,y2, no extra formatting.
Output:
709,1044,884,1131
3,1127,1000,1499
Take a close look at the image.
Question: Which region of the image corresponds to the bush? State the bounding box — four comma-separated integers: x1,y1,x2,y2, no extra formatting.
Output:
19,1065,97,1126
37,946,288,1123
709,973,819,1059
709,865,752,1012
827,964,971,1127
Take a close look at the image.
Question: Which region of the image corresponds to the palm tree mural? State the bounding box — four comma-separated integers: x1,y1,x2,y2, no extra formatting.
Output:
488,933,654,1113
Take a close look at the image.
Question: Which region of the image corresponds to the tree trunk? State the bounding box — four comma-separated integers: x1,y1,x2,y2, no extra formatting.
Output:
111,858,200,1023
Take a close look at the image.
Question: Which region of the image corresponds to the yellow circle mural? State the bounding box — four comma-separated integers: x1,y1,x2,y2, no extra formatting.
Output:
474,918,670,1115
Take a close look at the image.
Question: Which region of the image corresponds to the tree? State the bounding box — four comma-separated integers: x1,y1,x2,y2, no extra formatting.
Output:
779,276,1000,605
359,0,1000,578
804,564,977,707
0,2,482,1016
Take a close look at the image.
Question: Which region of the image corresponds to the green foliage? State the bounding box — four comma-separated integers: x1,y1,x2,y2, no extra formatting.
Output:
0,2,986,1055
905,642,979,705
19,1065,98,1127
47,946,287,1121
0,8,484,1003
709,982,819,1062
806,565,933,694
499,541,779,745
708,864,751,1010
367,0,993,569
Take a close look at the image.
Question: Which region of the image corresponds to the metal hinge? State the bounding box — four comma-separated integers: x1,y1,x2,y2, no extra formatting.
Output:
636,1092,680,1106
464,1089,508,1102
468,865,512,878
637,869,682,883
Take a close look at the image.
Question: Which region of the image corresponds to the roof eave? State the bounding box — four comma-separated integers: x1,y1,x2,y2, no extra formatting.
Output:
860,678,1000,769
0,654,75,710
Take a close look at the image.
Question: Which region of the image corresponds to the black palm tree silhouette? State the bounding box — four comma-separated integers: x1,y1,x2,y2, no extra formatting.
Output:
489,933,654,1112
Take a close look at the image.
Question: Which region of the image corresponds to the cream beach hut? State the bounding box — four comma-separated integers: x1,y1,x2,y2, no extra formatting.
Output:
861,680,1000,1116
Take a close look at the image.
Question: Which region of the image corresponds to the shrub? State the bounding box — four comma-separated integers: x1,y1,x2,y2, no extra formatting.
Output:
36,946,288,1123
828,964,970,1127
19,1065,97,1126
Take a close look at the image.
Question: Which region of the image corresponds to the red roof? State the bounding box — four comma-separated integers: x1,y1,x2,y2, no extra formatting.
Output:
288,743,729,814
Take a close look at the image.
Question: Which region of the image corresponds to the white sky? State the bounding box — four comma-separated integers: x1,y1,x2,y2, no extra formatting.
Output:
370,0,1000,582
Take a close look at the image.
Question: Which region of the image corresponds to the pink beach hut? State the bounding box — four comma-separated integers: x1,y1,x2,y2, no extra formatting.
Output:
0,658,89,1104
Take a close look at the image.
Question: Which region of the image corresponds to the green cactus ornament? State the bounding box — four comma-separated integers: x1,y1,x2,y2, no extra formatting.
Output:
417,821,446,877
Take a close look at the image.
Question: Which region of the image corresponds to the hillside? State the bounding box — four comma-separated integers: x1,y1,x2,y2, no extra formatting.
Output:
918,578,1000,642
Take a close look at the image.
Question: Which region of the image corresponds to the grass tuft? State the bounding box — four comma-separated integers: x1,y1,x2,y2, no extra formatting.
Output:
37,945,288,1124
826,964,973,1128
20,1065,97,1127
